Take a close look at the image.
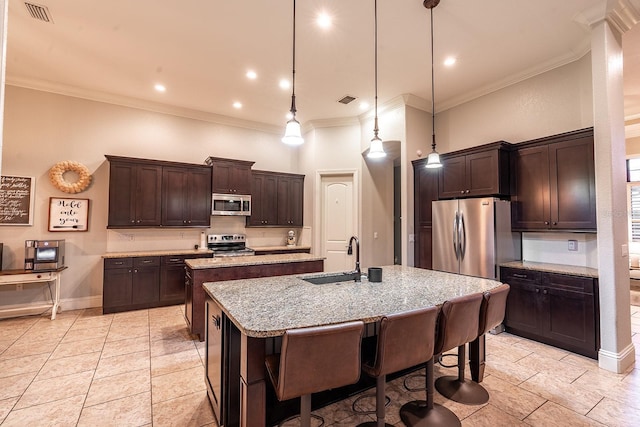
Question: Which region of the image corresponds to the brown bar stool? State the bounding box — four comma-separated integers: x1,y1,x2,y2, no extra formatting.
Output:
265,321,364,427
435,285,509,405
400,292,483,427
355,306,440,427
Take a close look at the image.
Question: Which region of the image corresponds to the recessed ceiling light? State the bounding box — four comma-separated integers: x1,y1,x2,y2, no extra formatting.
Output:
359,102,370,110
154,84,166,92
444,56,457,67
316,12,332,29
279,79,291,90
233,102,242,109
246,70,257,80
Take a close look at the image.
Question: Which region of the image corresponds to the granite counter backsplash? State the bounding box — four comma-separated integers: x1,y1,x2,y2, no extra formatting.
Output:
501,261,598,278
186,253,324,269
103,249,213,258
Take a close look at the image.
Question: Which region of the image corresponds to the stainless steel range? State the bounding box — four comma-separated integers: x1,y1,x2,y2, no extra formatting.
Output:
207,234,255,257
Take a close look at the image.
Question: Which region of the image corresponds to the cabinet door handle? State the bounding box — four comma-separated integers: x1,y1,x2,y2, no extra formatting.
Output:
114,261,124,265
169,258,180,262
512,273,527,279
212,314,221,329
141,260,153,264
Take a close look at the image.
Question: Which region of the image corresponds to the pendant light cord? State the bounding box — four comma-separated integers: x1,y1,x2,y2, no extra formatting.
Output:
373,0,379,137
290,0,297,116
430,7,436,151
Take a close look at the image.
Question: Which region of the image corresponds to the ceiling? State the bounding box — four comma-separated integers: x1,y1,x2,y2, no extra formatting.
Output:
5,0,636,132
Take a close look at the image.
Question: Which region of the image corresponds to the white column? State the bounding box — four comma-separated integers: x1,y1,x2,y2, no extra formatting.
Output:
591,16,635,372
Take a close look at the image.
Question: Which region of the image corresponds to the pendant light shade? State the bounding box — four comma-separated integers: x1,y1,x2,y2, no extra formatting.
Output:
282,0,304,146
424,0,442,169
282,117,304,146
366,0,386,159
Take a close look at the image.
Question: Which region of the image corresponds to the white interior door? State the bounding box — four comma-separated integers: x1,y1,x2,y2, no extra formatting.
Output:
320,174,355,272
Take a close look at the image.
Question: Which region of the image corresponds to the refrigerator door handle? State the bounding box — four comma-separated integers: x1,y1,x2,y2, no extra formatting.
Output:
459,211,466,260
452,212,459,260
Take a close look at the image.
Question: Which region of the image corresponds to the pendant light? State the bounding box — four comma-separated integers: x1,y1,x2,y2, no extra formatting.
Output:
282,0,304,146
367,0,386,159
424,0,442,169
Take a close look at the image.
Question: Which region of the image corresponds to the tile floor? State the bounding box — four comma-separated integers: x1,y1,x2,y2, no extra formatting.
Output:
0,304,640,426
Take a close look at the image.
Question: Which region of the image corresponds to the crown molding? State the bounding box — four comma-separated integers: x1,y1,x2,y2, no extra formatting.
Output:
6,76,283,135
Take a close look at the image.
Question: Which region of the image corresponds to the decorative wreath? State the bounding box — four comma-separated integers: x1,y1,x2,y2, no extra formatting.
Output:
49,161,92,194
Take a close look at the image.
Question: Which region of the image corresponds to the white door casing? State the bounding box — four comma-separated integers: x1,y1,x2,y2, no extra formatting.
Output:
318,172,357,273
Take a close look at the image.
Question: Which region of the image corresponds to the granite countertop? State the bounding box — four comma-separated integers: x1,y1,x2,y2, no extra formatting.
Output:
186,253,324,269
203,265,502,338
500,261,598,278
251,246,311,252
103,249,213,258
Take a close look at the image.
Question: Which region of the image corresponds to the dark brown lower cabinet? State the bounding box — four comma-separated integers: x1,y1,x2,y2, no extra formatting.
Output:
104,253,212,314
415,226,433,269
160,254,212,305
501,266,599,359
103,256,160,314
186,260,324,341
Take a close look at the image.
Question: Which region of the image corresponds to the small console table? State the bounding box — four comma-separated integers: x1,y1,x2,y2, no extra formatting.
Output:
0,267,67,320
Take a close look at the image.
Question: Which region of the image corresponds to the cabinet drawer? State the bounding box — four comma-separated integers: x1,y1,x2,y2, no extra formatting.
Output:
133,257,161,268
104,258,133,269
161,255,187,265
501,267,541,284
543,272,595,295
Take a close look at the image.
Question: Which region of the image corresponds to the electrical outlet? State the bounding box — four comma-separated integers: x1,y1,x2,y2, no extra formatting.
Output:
409,234,416,243
16,284,23,291
568,240,578,251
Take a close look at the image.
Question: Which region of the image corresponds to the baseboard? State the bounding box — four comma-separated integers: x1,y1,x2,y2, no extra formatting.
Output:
0,295,102,320
598,343,636,373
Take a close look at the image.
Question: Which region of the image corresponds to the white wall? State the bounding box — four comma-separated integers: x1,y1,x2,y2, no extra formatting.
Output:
436,54,594,153
522,232,598,268
1,85,298,310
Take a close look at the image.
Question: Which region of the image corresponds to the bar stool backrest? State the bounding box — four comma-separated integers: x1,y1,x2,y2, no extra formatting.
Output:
478,283,510,336
365,305,440,377
273,321,364,401
435,293,484,355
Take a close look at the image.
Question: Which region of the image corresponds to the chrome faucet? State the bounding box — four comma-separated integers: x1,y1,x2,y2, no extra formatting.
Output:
347,236,361,281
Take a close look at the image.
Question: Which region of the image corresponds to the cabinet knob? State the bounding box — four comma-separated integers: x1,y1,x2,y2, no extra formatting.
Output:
552,222,557,226
460,190,465,194
544,221,549,225
129,269,132,273
465,190,470,193
134,269,138,273
131,220,135,223
535,288,540,293
543,289,548,295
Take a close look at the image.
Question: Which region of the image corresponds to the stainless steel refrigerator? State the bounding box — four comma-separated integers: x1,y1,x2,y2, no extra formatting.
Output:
432,198,520,279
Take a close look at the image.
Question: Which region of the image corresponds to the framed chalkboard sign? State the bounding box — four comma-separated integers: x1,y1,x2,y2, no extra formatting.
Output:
0,176,35,226
48,197,90,232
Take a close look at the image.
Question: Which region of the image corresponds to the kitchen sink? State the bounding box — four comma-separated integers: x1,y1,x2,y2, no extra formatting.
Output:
300,271,360,285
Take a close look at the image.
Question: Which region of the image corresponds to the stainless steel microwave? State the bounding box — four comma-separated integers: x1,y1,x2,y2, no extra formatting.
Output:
211,194,251,216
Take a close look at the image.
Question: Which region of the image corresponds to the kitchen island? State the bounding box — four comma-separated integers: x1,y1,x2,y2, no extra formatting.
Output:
184,253,324,340
203,265,503,427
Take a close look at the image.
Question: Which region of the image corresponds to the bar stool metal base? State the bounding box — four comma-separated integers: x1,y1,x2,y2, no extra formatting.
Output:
399,401,461,427
434,376,489,405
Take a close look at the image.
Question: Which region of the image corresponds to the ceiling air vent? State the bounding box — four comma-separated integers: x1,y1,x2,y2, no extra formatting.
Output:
338,95,356,105
24,2,53,23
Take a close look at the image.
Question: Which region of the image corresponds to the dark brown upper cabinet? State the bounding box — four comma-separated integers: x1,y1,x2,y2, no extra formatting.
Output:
205,157,254,195
106,155,211,228
511,128,596,231
107,158,162,227
162,166,212,227
438,142,511,199
248,170,304,227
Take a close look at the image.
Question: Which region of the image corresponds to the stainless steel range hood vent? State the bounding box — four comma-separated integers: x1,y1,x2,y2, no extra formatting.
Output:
24,2,53,23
